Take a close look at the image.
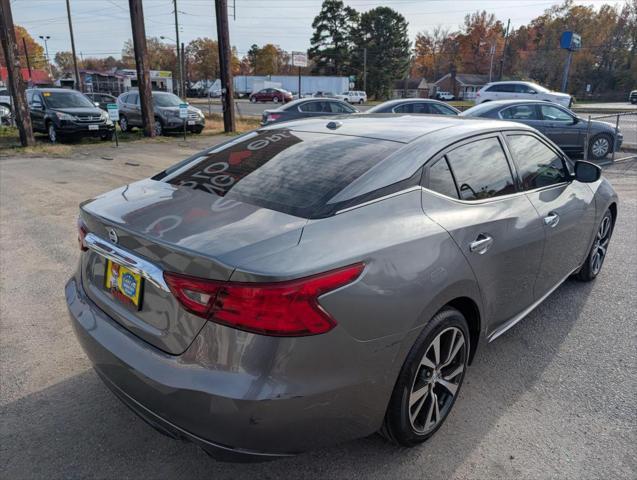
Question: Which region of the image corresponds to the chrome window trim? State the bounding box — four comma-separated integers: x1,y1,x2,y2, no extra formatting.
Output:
421,181,569,205
334,186,423,214
84,233,170,292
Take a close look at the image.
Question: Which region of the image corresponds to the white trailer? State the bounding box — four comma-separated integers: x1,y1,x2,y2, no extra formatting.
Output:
233,75,349,96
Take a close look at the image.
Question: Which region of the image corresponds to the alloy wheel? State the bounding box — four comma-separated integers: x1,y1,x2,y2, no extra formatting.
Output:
154,120,163,136
591,137,610,158
408,327,466,434
119,116,128,132
591,214,612,275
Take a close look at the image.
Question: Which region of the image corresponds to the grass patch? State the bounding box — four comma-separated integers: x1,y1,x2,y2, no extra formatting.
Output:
201,113,261,135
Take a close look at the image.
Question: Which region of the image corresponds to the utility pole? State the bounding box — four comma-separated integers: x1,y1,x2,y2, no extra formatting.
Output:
181,42,186,97
498,19,510,81
22,37,32,82
65,0,82,91
363,47,367,93
215,0,235,132
39,35,53,77
173,0,183,98
488,42,495,82
0,0,35,146
128,0,155,137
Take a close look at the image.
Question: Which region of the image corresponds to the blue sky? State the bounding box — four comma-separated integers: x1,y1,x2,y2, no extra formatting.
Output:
12,0,615,62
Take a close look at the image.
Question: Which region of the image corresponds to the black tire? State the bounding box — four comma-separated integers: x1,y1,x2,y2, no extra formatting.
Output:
153,118,164,136
250,96,257,103
192,126,203,134
119,115,129,132
588,133,612,160
100,131,113,141
47,122,57,143
380,307,469,447
575,209,614,282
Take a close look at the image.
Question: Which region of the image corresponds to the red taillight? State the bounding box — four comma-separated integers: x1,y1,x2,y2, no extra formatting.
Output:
266,113,282,123
164,263,364,336
77,217,88,251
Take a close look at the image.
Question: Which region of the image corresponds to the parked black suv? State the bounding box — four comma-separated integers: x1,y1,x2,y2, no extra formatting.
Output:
26,88,114,143
116,91,205,135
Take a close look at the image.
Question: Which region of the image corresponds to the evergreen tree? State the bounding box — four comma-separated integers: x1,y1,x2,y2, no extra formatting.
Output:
309,0,358,76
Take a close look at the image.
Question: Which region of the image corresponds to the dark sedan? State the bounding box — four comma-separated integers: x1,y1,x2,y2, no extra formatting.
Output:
261,98,358,125
367,99,460,115
461,100,622,160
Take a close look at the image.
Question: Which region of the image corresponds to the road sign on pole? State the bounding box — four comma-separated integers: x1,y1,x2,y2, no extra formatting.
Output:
560,31,582,92
179,102,188,141
107,104,119,146
292,52,307,98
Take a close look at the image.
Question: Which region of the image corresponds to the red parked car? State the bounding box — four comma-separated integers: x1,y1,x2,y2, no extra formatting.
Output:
249,88,293,103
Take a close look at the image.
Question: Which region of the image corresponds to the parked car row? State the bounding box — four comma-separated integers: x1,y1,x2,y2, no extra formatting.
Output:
260,95,622,160
23,88,206,142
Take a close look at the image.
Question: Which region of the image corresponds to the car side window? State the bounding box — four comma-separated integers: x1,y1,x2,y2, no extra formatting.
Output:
506,134,569,190
515,84,536,94
427,158,458,198
429,103,456,115
486,85,501,92
539,105,573,123
329,102,349,113
411,103,429,114
120,93,128,104
445,137,516,201
299,101,320,112
127,93,138,105
500,105,538,120
393,104,411,113
26,90,34,104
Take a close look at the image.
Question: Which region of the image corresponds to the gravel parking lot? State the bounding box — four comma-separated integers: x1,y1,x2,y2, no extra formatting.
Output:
1,138,635,479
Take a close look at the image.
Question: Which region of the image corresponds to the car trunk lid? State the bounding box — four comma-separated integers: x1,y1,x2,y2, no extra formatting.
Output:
79,178,306,354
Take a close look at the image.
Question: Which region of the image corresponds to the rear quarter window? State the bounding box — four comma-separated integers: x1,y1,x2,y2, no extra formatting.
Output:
164,129,401,218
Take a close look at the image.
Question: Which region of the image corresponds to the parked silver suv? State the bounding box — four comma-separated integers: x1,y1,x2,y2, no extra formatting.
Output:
116,91,205,135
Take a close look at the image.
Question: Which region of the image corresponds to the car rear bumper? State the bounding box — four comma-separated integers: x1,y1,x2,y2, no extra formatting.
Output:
66,273,401,459
163,117,205,131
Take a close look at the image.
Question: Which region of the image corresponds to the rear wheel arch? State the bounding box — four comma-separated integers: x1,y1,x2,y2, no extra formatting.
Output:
445,297,481,364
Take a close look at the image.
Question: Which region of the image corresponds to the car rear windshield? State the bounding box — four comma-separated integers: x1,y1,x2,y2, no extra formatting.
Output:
43,91,94,108
163,129,400,218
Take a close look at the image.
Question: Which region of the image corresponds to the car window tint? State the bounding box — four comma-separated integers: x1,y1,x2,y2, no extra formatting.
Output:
486,84,502,92
299,101,321,112
393,104,411,113
446,137,516,201
329,102,349,113
515,84,535,94
506,134,569,190
165,129,400,218
429,103,456,115
127,93,138,105
540,105,573,123
26,90,34,103
411,103,429,114
500,105,538,120
428,158,458,198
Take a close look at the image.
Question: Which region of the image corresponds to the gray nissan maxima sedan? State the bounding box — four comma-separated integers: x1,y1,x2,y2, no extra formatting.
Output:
66,114,617,461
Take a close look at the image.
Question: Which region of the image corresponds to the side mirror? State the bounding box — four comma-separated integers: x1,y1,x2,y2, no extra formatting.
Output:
574,160,601,183
31,101,43,110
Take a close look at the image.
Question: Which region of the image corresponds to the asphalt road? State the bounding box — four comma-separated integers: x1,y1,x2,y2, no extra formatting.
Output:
192,99,637,148
1,137,635,479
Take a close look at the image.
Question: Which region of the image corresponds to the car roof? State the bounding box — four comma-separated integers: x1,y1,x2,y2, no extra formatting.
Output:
374,98,449,106
27,87,83,93
261,112,532,143
278,97,348,109
260,115,533,204
474,99,564,108
485,80,537,85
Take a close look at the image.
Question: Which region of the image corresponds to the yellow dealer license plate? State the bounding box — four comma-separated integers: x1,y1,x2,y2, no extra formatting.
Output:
105,259,143,309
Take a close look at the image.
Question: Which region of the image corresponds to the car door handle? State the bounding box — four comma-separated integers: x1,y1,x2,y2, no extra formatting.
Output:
544,212,560,228
469,234,494,255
